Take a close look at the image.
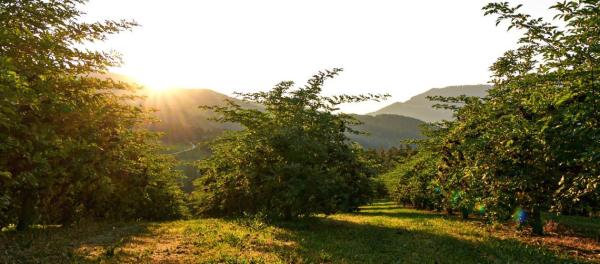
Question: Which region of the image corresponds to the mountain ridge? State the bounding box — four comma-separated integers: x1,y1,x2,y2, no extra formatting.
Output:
98,74,486,149
139,88,424,149
370,84,491,122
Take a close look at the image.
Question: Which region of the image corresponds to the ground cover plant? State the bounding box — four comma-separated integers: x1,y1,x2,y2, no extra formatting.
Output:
2,202,599,263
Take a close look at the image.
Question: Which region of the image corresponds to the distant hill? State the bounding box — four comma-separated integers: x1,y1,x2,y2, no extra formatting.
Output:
138,88,257,144
97,73,424,149
350,114,424,149
137,88,422,149
90,73,237,141
88,72,138,84
370,85,491,122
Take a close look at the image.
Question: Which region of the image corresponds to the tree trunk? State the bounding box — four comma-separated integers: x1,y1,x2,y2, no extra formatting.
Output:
446,207,453,215
461,208,469,219
530,206,543,235
16,191,35,231
283,207,293,221
59,202,75,226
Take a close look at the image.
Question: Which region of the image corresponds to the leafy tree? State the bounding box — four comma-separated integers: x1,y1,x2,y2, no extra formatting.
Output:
366,145,416,174
476,0,599,234
393,0,599,235
447,0,598,234
364,145,416,198
191,69,387,219
390,151,441,210
388,124,444,210
0,0,186,230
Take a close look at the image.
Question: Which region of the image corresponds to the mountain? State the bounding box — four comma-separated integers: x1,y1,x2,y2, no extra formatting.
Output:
96,73,423,149
370,84,491,122
350,114,424,149
137,88,422,149
93,74,243,142
138,88,257,144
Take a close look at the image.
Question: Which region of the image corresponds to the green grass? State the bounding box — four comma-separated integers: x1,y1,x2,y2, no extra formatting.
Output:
1,202,597,263
545,212,600,239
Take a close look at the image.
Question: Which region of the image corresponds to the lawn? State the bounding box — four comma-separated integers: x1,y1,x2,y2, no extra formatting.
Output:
1,202,598,263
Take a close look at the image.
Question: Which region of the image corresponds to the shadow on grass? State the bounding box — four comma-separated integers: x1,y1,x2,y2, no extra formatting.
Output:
0,221,153,263
267,216,579,264
352,210,449,220
0,206,589,263
359,205,406,211
355,206,488,225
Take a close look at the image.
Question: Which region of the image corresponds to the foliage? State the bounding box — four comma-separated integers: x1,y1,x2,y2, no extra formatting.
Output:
392,0,600,235
389,151,440,209
365,145,416,197
389,123,447,210
191,69,387,219
473,0,599,228
0,0,186,230
365,144,415,174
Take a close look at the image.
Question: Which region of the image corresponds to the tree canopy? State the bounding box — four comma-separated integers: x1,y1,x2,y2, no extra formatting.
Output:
392,0,599,235
0,0,186,230
191,69,388,219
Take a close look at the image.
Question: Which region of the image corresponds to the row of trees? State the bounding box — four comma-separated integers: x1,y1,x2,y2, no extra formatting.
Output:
390,0,599,235
9,0,597,235
1,1,389,228
0,0,186,230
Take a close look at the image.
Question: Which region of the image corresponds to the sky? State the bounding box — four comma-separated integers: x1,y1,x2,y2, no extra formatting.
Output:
83,0,558,114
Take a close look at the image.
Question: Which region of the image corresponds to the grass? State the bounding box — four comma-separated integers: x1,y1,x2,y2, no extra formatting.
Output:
545,213,600,239
1,202,598,263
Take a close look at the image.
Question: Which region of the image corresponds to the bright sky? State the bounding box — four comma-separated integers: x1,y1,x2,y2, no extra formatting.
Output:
83,0,557,114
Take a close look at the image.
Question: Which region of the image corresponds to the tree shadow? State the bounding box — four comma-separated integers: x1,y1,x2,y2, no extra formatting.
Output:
0,221,154,263
359,204,406,211
352,210,450,220
0,208,590,263
356,204,491,224
266,217,578,263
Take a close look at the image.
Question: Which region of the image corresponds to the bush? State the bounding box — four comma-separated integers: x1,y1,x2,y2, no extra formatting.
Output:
191,69,386,219
0,0,186,229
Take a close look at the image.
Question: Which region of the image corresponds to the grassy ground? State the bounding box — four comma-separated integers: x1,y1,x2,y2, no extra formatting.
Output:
545,212,600,240
1,202,598,263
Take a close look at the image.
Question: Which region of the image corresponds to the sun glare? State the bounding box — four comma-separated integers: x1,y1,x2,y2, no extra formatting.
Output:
145,84,172,93
127,71,175,93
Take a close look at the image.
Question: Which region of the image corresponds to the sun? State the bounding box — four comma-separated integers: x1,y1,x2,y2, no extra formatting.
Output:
130,71,175,93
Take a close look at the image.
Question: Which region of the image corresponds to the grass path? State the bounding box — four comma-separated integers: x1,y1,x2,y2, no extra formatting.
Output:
1,202,598,263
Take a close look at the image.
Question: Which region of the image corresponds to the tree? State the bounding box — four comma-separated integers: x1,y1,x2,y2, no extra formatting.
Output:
392,0,599,235
0,0,186,230
191,69,387,219
446,0,599,234
477,0,599,234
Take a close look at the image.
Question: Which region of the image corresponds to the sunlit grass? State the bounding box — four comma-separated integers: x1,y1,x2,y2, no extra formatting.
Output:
1,202,597,263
